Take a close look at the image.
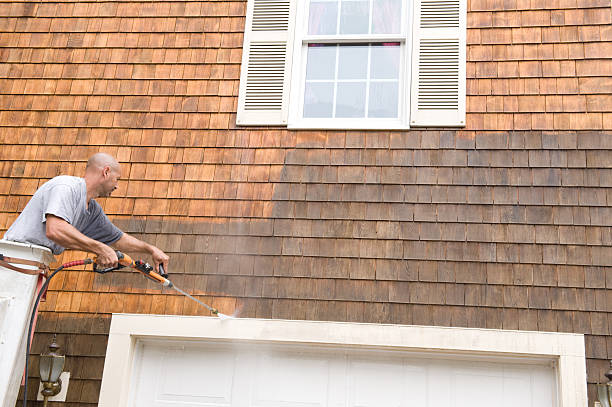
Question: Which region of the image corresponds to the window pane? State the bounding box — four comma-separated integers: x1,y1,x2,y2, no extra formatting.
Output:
336,82,366,117
306,45,336,80
339,0,369,34
304,83,334,117
371,44,400,79
303,43,401,120
338,45,368,80
308,1,338,35
368,82,398,117
372,0,402,34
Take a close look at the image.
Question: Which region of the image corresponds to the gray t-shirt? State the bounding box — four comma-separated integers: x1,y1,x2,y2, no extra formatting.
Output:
4,175,123,255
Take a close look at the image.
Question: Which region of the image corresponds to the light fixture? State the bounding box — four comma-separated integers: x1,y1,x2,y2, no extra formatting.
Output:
39,334,65,406
598,360,612,407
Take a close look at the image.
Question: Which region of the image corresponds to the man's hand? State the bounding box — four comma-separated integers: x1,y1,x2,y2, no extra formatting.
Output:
150,246,169,273
95,244,119,269
112,233,170,273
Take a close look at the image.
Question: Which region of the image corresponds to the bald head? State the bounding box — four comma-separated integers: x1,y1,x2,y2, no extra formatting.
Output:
84,153,121,198
86,153,119,173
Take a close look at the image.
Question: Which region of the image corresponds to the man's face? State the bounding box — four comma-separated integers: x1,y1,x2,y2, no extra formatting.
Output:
101,165,121,197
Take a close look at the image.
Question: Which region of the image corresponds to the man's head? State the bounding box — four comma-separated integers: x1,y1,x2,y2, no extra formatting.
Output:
85,153,121,197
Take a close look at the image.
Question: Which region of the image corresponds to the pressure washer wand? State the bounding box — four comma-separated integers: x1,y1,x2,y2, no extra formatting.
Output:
94,251,229,318
170,281,231,319
170,284,224,316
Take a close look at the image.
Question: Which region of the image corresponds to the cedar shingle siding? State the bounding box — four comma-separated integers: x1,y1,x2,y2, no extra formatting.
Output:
1,0,611,405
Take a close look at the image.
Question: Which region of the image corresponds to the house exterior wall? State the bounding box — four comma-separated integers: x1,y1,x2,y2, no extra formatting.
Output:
0,0,610,405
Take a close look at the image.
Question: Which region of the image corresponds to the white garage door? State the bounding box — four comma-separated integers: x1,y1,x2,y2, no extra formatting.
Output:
129,340,557,407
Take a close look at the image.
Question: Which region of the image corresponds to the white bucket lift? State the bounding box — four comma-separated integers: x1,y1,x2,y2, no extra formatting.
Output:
0,240,54,407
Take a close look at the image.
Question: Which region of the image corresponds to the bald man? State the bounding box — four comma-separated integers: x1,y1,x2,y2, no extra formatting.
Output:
4,153,169,271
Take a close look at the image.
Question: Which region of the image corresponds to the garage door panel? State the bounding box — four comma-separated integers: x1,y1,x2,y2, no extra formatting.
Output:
160,348,235,402
132,344,236,407
503,375,533,407
348,359,426,407
531,367,556,406
426,364,453,405
453,369,505,407
252,353,329,407
451,364,555,407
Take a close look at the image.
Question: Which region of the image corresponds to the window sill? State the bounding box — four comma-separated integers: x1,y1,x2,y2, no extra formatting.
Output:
286,121,466,130
288,118,409,130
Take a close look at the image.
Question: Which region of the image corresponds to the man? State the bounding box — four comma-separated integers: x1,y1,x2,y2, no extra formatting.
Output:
4,153,169,271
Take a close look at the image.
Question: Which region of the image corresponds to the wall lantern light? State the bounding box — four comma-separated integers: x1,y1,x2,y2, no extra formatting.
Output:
38,334,65,406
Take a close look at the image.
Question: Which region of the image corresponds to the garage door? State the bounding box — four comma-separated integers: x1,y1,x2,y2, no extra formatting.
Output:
129,340,557,407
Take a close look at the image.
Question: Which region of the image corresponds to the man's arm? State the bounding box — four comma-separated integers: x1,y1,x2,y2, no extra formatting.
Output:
111,233,169,272
46,214,119,268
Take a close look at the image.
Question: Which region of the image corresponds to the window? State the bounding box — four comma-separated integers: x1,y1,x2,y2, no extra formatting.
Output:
293,0,407,129
237,0,466,129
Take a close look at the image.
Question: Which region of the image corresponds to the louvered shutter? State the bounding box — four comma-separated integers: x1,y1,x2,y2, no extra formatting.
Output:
236,0,296,126
410,0,466,127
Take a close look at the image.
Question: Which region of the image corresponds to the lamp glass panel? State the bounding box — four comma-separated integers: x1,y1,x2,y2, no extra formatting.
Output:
598,384,612,407
39,355,53,382
49,355,65,382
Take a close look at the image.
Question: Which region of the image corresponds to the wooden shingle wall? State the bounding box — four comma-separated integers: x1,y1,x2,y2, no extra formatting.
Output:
0,0,611,405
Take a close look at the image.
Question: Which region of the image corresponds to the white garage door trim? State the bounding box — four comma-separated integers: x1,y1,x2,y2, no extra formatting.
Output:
99,314,587,407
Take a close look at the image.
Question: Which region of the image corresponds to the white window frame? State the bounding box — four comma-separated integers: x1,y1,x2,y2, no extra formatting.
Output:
287,0,413,130
99,314,587,407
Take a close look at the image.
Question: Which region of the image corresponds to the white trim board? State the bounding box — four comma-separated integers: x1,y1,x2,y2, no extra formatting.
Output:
99,314,587,407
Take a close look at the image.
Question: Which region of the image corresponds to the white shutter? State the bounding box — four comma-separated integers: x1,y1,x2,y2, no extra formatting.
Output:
410,0,466,127
236,0,296,126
